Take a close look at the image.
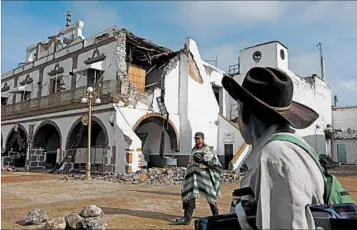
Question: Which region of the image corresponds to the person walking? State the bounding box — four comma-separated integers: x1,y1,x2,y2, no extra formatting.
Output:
175,132,223,225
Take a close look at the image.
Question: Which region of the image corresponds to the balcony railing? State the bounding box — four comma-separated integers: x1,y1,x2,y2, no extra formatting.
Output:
1,80,120,118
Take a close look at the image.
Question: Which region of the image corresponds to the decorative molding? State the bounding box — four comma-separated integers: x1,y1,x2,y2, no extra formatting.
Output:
19,74,33,86
84,48,106,65
48,63,64,76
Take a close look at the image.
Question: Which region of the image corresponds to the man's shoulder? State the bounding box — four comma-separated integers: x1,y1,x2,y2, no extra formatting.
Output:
260,133,311,164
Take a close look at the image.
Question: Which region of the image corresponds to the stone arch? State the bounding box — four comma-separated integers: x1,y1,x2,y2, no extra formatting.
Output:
32,120,62,147
133,113,179,152
5,123,28,149
32,120,62,168
4,123,28,167
65,115,109,150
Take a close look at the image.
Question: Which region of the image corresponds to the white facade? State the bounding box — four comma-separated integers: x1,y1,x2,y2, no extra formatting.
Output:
1,21,240,173
331,106,357,164
332,106,357,130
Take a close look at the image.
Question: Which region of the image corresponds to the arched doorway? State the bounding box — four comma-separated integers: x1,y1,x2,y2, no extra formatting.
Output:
133,113,179,167
5,124,28,167
66,117,108,150
65,116,109,172
32,121,62,169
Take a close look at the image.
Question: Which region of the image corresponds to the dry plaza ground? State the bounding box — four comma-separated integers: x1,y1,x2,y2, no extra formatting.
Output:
1,172,357,229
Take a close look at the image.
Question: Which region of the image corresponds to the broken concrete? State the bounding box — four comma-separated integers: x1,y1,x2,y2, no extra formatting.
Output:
24,208,48,225
80,205,104,218
44,217,66,230
82,217,108,230
65,213,84,229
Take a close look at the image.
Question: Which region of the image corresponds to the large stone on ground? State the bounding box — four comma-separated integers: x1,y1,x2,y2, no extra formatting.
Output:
44,217,66,230
24,208,48,225
80,205,104,218
82,217,108,230
65,213,84,229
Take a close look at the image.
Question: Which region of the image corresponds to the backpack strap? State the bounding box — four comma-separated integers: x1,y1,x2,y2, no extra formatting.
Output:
271,134,330,203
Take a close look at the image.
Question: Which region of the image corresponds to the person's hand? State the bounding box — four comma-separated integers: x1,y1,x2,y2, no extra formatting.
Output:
193,154,204,164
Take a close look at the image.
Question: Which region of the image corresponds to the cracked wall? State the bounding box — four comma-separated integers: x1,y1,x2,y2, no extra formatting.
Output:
114,30,154,109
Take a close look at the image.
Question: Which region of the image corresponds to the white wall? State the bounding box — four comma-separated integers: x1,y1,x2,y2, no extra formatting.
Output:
163,61,180,115
239,42,289,74
186,39,220,151
217,115,244,156
331,139,357,164
332,106,357,130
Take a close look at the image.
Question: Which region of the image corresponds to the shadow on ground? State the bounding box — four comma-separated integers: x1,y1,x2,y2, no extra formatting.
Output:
130,190,181,196
101,207,179,224
15,220,27,226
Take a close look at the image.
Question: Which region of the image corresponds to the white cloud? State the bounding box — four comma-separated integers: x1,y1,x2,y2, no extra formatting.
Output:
172,1,288,37
340,79,357,91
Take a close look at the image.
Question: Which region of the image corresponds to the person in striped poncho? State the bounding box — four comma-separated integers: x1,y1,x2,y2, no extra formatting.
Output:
175,132,223,225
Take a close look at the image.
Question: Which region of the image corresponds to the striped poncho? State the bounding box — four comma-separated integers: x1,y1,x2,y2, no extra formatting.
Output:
181,144,223,204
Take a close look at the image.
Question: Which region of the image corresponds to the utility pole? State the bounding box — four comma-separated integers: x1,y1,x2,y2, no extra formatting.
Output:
317,42,326,80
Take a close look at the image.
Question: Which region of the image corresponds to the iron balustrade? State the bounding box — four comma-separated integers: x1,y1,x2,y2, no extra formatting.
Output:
1,80,120,117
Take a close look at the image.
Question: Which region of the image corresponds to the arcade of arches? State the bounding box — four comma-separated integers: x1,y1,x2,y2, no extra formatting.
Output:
3,118,108,170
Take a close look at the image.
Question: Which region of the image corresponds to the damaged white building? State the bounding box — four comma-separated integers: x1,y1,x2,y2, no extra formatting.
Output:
1,19,241,173
227,41,333,168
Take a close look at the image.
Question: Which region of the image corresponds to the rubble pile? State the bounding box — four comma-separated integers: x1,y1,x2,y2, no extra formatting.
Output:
1,166,18,172
61,167,242,185
24,205,107,230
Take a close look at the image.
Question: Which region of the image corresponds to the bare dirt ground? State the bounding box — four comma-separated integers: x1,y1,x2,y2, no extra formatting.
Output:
2,172,357,229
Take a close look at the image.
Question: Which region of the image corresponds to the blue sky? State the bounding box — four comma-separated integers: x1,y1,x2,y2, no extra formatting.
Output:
2,1,356,106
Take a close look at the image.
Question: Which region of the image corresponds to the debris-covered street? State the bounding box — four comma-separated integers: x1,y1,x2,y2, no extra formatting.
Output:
2,172,357,229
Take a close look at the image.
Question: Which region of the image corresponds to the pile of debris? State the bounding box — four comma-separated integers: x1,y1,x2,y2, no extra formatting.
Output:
61,167,241,185
24,205,107,229
1,166,18,172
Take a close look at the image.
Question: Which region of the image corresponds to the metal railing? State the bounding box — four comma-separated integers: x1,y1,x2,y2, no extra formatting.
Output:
228,64,240,76
2,80,120,117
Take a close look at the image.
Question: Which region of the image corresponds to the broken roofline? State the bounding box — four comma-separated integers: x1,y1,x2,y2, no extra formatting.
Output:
121,28,173,54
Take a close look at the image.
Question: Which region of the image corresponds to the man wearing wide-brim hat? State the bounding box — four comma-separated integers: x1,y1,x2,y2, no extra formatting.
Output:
222,67,324,229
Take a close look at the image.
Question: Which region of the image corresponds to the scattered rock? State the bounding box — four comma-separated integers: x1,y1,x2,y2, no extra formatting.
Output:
24,208,48,225
60,167,242,185
82,217,108,230
80,205,104,218
65,213,84,229
44,217,66,230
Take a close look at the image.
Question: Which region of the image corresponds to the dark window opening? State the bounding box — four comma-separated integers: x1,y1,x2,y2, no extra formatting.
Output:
87,69,103,88
50,76,64,95
1,97,8,105
212,85,220,106
20,92,31,101
224,144,234,169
